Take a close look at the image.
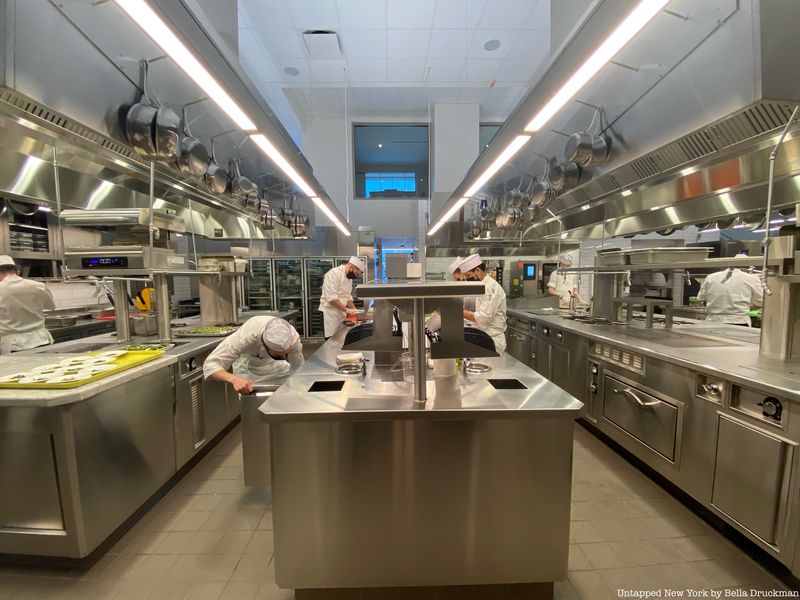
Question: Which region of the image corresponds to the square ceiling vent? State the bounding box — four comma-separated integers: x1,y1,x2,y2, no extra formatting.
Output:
303,30,342,59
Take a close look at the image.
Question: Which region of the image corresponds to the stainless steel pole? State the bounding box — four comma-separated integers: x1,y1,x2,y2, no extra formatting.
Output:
412,298,426,406
153,273,172,341
52,147,66,276
148,160,155,248
113,279,131,342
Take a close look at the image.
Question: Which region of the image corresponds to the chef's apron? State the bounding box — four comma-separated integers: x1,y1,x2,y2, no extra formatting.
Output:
0,327,53,354
320,305,346,338
232,354,291,384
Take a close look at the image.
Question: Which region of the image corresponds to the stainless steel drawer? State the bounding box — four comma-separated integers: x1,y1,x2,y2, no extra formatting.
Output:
603,374,678,461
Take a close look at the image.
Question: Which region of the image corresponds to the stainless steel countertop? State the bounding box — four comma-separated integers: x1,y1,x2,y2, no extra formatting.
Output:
259,328,584,423
507,306,800,403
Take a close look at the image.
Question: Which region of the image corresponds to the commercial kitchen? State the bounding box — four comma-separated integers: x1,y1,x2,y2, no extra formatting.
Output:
0,0,798,598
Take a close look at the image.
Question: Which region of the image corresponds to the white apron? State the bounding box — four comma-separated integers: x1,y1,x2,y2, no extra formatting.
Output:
232,354,291,384
0,327,53,355
320,305,347,339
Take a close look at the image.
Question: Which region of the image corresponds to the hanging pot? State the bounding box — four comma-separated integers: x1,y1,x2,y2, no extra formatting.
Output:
152,96,181,161
230,158,259,199
124,60,158,158
204,134,229,194
694,221,714,231
291,213,309,237
564,108,610,167
550,160,582,192
531,159,556,208
506,175,533,208
260,203,279,230
741,214,765,231
176,104,209,177
495,207,523,230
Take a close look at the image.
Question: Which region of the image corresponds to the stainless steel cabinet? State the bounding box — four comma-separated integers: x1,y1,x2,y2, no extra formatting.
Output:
507,329,530,363
247,259,274,311
712,415,792,545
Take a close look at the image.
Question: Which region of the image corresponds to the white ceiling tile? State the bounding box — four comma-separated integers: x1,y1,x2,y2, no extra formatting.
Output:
387,59,427,82
507,30,550,60
253,29,306,59
428,29,469,59
347,59,387,82
478,0,533,29
272,59,311,82
464,58,503,82
287,0,339,29
310,93,344,112
387,29,431,59
238,29,266,60
239,0,294,29
337,0,387,29
433,0,487,28
240,58,280,82
310,59,348,82
426,59,465,82
524,0,551,30
387,0,436,28
496,58,542,82
340,29,387,59
468,29,520,59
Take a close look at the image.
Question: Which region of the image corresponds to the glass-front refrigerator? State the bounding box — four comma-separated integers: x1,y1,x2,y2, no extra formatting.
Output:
274,258,305,335
247,259,274,311
304,258,335,339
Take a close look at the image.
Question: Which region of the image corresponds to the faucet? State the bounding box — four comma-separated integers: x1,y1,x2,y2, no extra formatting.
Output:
462,358,472,375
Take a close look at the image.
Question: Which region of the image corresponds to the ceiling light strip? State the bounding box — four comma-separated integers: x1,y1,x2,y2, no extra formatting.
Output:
311,196,351,237
250,134,316,197
525,0,669,132
114,0,256,131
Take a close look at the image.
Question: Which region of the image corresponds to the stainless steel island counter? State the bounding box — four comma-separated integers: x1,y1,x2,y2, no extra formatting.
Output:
260,329,583,599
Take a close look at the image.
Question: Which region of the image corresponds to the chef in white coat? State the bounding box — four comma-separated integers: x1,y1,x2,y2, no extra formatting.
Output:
0,255,55,354
319,256,365,339
460,253,507,354
204,316,303,394
547,253,580,308
447,256,463,280
697,255,763,325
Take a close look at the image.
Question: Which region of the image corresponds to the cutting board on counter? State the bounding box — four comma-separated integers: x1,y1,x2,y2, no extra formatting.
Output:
0,350,165,389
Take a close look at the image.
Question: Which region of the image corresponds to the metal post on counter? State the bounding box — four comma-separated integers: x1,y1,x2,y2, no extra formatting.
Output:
153,272,171,341
52,147,66,271
113,279,131,342
412,298,426,406
148,160,155,249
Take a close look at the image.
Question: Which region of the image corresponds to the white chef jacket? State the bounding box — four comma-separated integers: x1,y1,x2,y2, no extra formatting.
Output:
203,316,304,382
697,268,763,325
318,264,353,338
0,275,55,354
472,275,507,355
547,270,579,308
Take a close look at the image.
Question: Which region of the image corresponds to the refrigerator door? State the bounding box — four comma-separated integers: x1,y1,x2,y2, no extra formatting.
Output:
305,258,335,339
274,258,305,335
247,259,274,311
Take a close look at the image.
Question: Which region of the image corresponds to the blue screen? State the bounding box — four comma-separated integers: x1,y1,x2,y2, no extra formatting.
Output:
525,264,536,278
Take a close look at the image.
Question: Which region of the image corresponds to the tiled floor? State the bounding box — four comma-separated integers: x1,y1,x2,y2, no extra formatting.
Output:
0,423,790,599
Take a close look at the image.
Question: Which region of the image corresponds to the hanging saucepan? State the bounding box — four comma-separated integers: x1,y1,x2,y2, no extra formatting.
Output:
506,175,533,208
531,158,557,208
468,217,482,238
564,107,610,167
204,133,229,194
291,213,309,237
176,103,209,177
715,216,740,230
125,60,158,158
694,221,714,231
480,197,498,227
152,92,181,161
656,227,676,236
741,214,765,231
230,158,259,199
550,160,582,193
260,203,278,230
495,207,523,230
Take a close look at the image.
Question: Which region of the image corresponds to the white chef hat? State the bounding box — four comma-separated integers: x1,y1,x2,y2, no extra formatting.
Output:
446,256,463,274
0,255,15,267
459,253,482,272
557,253,573,266
348,256,366,272
262,318,297,353
734,251,749,258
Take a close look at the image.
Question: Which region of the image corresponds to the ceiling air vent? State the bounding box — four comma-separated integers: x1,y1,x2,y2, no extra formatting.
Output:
302,30,342,59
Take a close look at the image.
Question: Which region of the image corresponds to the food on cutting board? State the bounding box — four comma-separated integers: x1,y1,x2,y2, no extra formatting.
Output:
121,343,172,351
176,324,240,336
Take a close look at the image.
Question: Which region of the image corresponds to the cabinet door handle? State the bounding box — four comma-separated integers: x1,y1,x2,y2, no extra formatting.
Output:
510,334,524,341
613,387,659,408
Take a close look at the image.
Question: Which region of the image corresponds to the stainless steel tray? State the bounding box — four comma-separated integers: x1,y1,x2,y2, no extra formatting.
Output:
595,250,627,266
625,247,712,265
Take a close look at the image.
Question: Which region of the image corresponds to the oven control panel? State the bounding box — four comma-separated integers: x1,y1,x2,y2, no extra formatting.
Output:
81,256,129,269
730,385,788,428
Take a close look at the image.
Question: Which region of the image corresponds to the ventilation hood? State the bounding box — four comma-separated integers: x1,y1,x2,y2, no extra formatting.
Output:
432,0,800,245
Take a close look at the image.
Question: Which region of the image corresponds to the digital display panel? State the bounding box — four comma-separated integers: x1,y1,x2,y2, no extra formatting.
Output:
524,264,536,279
81,256,129,269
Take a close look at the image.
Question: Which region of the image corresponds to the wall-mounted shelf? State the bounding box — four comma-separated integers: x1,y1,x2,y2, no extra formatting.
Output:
561,258,786,273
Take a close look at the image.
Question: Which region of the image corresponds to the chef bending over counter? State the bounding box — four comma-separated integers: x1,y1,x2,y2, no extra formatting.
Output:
203,316,304,394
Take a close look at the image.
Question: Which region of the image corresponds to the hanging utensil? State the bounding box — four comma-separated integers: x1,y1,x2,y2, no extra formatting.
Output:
531,157,556,208
507,174,534,208
204,133,229,194
551,160,582,192
479,195,498,227
176,102,210,177
124,60,158,158
152,88,181,161
495,207,523,230
291,212,309,237
230,158,259,199
564,107,610,167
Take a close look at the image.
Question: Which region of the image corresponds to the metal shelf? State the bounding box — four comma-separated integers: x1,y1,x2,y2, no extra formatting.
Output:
561,257,786,273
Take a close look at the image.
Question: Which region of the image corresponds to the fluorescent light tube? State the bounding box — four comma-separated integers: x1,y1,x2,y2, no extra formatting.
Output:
114,0,256,131
525,0,668,132
250,134,316,197
311,197,351,236
427,196,470,236
465,135,531,197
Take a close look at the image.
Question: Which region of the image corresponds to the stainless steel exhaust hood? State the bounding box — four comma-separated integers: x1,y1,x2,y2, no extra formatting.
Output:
434,0,800,244
60,209,185,233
